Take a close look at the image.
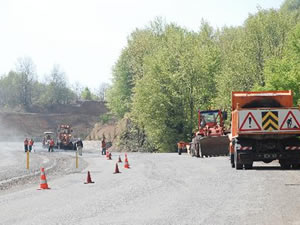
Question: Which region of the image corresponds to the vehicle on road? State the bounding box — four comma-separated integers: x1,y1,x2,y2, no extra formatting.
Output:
42,131,56,148
229,90,300,169
56,124,76,150
191,109,229,157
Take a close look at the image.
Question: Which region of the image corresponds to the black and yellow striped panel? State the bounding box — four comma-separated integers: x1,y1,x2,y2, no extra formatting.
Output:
262,111,279,131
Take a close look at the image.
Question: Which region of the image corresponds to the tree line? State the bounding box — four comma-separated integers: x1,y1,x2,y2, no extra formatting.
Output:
106,0,300,152
0,57,110,110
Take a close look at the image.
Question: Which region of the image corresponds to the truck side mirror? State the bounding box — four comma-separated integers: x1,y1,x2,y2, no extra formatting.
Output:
222,111,227,120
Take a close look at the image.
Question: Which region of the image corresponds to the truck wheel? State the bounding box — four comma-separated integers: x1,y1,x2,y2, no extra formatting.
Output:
230,154,235,168
178,148,182,155
292,164,300,169
199,144,203,158
196,143,200,158
280,163,291,169
234,152,242,170
244,163,253,170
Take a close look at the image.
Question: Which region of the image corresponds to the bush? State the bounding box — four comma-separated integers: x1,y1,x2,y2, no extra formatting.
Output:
99,113,113,124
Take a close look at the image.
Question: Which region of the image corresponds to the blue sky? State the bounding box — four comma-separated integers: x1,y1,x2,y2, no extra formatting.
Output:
0,0,284,91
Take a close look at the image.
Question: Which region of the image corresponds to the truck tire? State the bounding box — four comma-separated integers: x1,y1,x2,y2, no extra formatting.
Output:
178,148,182,155
244,164,253,169
280,163,291,169
234,152,242,170
230,154,235,168
199,143,203,158
196,143,200,158
292,164,300,169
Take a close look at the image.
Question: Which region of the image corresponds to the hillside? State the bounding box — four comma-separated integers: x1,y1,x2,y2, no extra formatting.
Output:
0,101,108,141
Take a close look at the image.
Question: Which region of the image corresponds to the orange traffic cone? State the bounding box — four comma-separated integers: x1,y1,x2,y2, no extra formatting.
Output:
107,152,112,160
39,167,50,190
125,156,128,163
84,171,95,184
124,160,130,169
114,163,121,174
118,155,122,163
106,151,109,158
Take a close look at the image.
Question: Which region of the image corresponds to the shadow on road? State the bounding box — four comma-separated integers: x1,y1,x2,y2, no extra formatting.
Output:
252,166,300,171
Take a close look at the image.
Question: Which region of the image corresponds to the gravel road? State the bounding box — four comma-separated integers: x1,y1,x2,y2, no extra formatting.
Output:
1,141,300,225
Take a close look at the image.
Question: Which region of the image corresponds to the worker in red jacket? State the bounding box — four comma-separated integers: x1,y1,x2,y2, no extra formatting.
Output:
24,138,29,152
101,139,106,155
28,139,34,152
48,139,55,152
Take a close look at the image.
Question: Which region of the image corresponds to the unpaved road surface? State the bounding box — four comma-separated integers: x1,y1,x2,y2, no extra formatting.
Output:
1,142,300,225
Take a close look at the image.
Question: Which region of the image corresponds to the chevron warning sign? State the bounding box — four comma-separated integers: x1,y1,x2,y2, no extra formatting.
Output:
280,111,300,130
262,111,279,131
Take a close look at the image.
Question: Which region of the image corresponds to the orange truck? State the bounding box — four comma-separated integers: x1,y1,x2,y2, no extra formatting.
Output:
56,124,75,150
229,90,300,169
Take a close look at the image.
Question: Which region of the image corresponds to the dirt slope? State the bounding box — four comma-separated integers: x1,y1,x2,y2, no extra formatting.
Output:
0,101,108,141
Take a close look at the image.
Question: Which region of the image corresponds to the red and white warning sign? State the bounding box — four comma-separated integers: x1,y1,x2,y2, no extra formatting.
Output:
280,111,300,130
239,112,261,131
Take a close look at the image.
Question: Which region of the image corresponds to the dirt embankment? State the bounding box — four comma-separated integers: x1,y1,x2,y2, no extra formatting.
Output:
0,101,108,141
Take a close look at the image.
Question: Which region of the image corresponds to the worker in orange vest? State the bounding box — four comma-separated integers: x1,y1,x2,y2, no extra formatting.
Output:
24,138,29,152
28,139,34,152
48,139,55,152
177,141,185,155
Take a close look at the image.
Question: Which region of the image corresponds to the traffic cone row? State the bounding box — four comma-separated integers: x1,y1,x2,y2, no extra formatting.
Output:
36,153,131,189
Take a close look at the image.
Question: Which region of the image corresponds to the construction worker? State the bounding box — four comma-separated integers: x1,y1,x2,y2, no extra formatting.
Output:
76,138,83,156
177,141,185,155
190,133,197,157
48,138,55,152
101,139,106,155
24,138,29,152
28,139,34,152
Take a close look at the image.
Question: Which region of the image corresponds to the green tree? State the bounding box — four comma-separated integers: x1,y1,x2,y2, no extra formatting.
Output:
15,57,36,107
0,71,21,106
214,7,294,111
263,23,300,104
131,22,220,151
44,65,75,104
106,26,158,118
81,87,93,100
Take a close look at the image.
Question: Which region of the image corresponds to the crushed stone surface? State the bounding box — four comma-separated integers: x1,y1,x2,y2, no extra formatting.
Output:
1,141,300,225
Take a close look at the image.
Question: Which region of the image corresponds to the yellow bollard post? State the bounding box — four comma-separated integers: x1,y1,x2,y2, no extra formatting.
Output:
76,151,78,168
26,151,29,169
